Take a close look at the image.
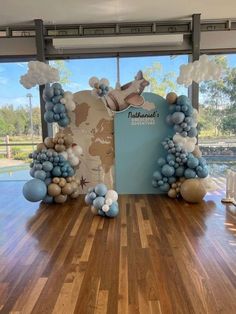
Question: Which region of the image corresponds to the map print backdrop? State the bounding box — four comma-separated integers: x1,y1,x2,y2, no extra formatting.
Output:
63,91,114,193
114,92,174,194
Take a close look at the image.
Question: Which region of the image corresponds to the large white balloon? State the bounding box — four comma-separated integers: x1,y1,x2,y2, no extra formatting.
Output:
105,190,118,202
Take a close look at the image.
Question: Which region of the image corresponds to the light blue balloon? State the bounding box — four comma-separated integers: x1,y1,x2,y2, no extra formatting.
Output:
53,114,60,121
23,179,47,202
52,83,62,89
44,110,54,123
45,178,52,185
68,168,75,177
168,177,176,184
159,183,170,192
98,209,106,217
171,112,185,124
184,168,196,179
161,164,175,177
95,183,108,196
43,86,54,99
173,124,183,133
153,171,162,181
42,161,53,172
85,194,93,205
34,170,47,181
30,168,35,178
53,103,66,114
187,157,199,169
89,192,97,200
34,164,42,170
158,180,164,186
93,196,105,210
157,157,166,167
167,154,175,162
58,117,70,128
199,157,207,166
54,88,62,96
106,202,119,217
52,95,62,104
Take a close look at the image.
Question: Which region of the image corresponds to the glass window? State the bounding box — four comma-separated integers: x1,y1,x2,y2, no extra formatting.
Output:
199,54,236,178
0,62,41,181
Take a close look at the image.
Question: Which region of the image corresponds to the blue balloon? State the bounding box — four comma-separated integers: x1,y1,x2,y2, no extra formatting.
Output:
175,105,181,112
34,163,42,170
53,114,60,121
93,196,105,210
197,166,208,178
153,171,162,181
52,96,62,104
188,127,198,137
95,183,108,196
45,178,52,185
43,195,54,203
98,209,106,217
53,103,66,114
45,102,54,111
184,168,196,179
187,157,199,169
23,179,47,202
161,164,175,177
44,110,54,123
30,168,35,178
89,192,97,200
171,112,185,124
175,166,185,177
158,180,164,186
58,117,70,128
42,161,53,172
177,95,191,106
34,170,47,181
52,83,62,89
54,88,62,96
166,154,175,162
185,106,193,116
199,157,207,166
43,86,54,99
159,183,170,192
168,177,176,184
157,157,166,167
68,168,75,177
106,202,119,217
85,194,93,205
52,166,61,177
152,179,158,188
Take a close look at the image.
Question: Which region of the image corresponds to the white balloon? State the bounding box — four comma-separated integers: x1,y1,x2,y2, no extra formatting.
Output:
89,76,99,88
105,190,118,202
69,156,79,166
99,78,109,86
72,145,83,156
60,151,68,160
102,204,110,212
105,198,113,206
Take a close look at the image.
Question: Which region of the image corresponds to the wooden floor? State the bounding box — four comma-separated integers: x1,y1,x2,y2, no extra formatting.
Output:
0,179,236,314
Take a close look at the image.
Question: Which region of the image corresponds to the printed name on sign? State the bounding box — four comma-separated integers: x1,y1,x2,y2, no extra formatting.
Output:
128,111,159,126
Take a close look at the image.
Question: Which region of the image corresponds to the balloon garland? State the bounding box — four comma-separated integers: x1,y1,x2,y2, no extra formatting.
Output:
85,183,119,218
22,79,82,204
152,93,209,203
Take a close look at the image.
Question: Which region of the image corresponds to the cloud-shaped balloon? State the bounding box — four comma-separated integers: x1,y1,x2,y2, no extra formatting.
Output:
177,55,222,87
20,61,60,89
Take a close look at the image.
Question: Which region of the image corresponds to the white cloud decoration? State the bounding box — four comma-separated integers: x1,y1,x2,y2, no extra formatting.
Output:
20,61,60,89
177,54,222,87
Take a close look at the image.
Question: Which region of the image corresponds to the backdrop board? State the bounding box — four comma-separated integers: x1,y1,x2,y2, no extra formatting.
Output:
114,92,174,194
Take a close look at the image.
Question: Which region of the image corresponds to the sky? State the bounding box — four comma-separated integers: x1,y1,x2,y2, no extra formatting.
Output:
0,54,236,108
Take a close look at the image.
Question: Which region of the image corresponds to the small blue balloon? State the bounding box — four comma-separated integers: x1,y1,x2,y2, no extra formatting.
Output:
42,161,53,172
152,179,158,188
98,209,106,217
93,196,105,210
173,124,183,133
153,171,162,181
85,194,93,205
53,114,60,121
43,195,54,203
43,86,54,99
161,164,175,177
166,114,174,125
166,154,175,162
23,179,47,202
157,157,166,167
106,202,119,218
52,96,62,104
54,88,61,96
159,183,170,192
52,166,61,177
175,166,185,177
158,180,164,186
171,112,185,124
58,117,70,128
95,183,108,196
168,177,176,184
34,170,47,181
53,103,66,114
188,127,198,138
45,102,54,111
30,168,35,178
184,168,196,179
52,83,62,89
197,166,208,178
44,110,54,123
177,95,191,106
187,157,199,169
45,178,52,185
89,192,97,200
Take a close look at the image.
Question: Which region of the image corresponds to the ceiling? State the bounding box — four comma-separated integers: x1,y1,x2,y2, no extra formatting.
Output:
0,0,235,26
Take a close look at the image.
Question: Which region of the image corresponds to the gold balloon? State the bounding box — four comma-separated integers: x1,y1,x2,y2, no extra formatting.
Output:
53,177,60,184
59,178,66,187
44,137,54,148
48,183,61,197
36,143,46,152
166,92,177,104
66,177,72,183
62,183,73,195
168,188,177,198
71,181,78,191
54,194,68,203
58,138,64,145
70,189,80,198
192,145,202,158
180,179,207,203
55,144,66,152
64,135,73,147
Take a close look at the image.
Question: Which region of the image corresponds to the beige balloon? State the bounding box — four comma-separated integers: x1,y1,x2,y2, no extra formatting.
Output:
52,177,60,184
36,143,46,152
166,92,177,104
44,137,54,148
192,145,202,158
168,188,177,198
54,194,68,203
55,144,66,152
180,179,207,203
70,189,80,198
48,183,61,197
64,135,73,147
62,183,73,195
59,178,67,187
